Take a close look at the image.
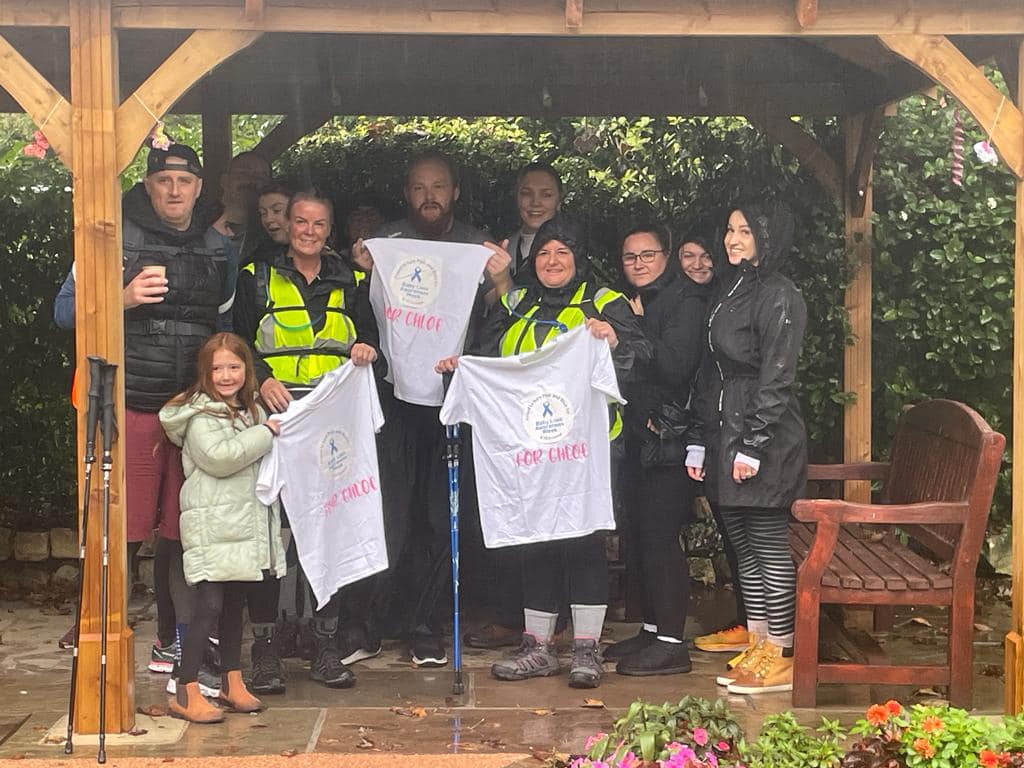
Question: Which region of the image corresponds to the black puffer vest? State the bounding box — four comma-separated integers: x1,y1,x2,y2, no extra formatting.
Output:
121,188,227,411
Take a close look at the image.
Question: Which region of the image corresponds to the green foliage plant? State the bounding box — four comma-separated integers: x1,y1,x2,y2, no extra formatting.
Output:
744,712,845,768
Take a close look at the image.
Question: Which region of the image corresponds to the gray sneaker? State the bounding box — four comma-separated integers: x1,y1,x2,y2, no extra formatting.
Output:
568,639,603,689
491,635,560,681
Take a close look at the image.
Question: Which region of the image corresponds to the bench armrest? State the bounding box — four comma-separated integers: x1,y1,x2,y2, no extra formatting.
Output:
792,498,970,525
807,462,889,482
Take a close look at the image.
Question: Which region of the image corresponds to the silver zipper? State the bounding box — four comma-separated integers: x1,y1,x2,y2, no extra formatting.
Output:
707,275,745,424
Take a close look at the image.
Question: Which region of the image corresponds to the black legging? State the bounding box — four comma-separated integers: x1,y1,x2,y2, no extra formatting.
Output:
245,574,280,625
180,581,244,684
717,506,795,641
624,462,694,639
521,532,608,613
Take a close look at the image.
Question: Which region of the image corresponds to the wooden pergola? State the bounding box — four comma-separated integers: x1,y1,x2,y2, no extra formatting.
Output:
1,0,1023,734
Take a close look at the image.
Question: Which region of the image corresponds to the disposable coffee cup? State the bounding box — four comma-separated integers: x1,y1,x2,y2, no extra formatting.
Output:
144,265,166,279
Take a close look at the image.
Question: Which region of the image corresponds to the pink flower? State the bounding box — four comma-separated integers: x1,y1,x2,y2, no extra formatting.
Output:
715,741,730,752
22,142,46,159
32,130,50,150
706,754,719,768
692,728,709,746
585,732,608,750
570,759,589,768
617,752,640,768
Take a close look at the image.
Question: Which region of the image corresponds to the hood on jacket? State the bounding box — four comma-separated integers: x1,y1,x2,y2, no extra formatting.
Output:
525,215,592,299
160,393,236,447
122,183,221,246
732,200,795,277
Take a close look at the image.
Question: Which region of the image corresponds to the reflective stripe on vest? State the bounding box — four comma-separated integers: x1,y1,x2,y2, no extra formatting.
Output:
499,281,623,441
246,263,358,386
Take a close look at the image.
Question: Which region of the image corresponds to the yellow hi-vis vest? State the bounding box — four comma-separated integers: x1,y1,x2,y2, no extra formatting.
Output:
498,281,624,441
245,262,363,387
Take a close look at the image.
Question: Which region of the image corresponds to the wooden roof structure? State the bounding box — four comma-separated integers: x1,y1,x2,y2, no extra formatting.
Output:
1,0,1023,735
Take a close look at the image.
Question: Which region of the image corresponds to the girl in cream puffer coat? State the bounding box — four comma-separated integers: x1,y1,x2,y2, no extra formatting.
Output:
159,332,284,723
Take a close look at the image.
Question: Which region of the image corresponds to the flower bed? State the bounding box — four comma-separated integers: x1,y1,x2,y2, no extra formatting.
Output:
558,697,1024,768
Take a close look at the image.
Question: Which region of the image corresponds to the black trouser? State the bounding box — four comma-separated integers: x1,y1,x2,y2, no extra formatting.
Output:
180,581,244,684
709,500,747,626
377,397,457,638
154,537,195,645
521,532,608,614
245,574,280,625
623,461,694,640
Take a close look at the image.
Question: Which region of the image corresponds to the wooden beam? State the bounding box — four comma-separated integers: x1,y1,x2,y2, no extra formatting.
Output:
842,112,875,504
0,33,72,165
68,0,134,734
1006,37,1024,717
847,106,885,217
747,114,842,199
252,112,333,161
244,0,265,23
565,0,583,31
110,0,1024,36
0,0,68,26
795,0,818,29
114,29,261,174
880,34,1024,179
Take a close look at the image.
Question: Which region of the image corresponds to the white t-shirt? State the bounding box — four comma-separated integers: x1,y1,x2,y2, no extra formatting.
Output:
255,362,387,610
365,237,492,407
439,326,625,548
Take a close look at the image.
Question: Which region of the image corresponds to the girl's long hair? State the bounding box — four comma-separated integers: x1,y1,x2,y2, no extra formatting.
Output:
168,332,261,423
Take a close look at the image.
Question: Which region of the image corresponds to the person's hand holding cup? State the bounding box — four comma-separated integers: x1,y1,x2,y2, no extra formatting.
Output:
124,264,169,309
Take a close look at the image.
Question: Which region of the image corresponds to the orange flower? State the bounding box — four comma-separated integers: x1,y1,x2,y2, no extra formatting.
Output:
921,715,944,733
913,738,936,758
865,704,890,727
884,700,902,717
978,749,1010,768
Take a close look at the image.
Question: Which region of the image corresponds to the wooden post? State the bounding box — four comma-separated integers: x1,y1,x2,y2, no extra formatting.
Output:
843,114,875,503
1006,38,1024,716
69,0,134,734
201,88,232,191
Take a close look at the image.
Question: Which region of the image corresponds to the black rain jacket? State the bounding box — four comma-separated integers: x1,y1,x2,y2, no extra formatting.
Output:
693,202,808,509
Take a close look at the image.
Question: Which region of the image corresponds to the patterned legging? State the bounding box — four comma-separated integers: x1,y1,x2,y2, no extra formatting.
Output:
717,506,796,642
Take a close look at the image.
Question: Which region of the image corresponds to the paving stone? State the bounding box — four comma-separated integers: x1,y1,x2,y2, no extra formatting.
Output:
50,527,78,559
0,527,13,561
14,531,49,562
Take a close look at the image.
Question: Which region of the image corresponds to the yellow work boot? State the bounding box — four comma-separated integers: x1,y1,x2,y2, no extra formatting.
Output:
725,641,793,694
715,637,764,687
694,624,750,653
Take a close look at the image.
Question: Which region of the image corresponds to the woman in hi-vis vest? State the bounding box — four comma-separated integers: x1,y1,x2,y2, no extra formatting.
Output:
233,190,382,694
437,215,651,688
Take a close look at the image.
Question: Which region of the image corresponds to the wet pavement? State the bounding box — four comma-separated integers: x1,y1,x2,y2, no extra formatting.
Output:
0,583,1010,761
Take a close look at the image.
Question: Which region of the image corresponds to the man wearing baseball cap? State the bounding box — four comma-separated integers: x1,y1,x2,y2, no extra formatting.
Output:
53,140,232,699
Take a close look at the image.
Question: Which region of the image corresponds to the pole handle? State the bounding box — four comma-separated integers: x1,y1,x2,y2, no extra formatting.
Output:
85,356,105,460
99,363,118,455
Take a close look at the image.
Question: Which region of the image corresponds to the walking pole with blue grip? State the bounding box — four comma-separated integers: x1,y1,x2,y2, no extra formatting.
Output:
445,423,465,695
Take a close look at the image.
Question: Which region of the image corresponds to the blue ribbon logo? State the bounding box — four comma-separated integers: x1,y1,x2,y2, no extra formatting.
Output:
542,402,553,417
411,266,423,283
329,438,338,454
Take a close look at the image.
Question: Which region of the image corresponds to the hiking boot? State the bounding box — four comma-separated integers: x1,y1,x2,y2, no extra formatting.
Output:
166,661,222,698
58,624,77,651
148,640,177,673
726,641,793,694
337,623,382,666
491,635,560,681
616,640,692,677
694,624,750,653
311,625,356,688
168,681,224,724
568,639,603,689
276,617,300,659
220,669,264,713
465,623,520,650
716,639,766,686
601,629,656,662
411,633,448,668
250,629,285,695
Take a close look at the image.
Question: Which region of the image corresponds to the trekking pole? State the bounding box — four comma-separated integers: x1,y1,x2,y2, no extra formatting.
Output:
96,361,117,765
445,423,464,696
65,356,106,755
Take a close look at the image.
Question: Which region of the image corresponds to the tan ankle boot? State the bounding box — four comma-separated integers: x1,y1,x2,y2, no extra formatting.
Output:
168,681,224,723
219,669,263,713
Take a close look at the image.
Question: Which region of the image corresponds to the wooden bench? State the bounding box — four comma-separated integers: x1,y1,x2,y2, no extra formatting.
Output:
790,399,1004,709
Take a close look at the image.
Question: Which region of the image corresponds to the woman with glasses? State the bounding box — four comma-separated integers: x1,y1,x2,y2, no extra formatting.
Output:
436,215,650,688
601,225,709,676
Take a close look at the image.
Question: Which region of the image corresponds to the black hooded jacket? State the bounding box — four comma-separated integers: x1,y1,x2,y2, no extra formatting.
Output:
474,216,652,387
620,265,710,466
121,184,228,412
694,202,808,509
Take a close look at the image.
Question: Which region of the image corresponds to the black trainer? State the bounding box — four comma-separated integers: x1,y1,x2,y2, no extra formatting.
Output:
311,634,356,689
616,639,692,676
337,623,382,666
601,629,657,662
250,631,286,695
411,633,448,668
